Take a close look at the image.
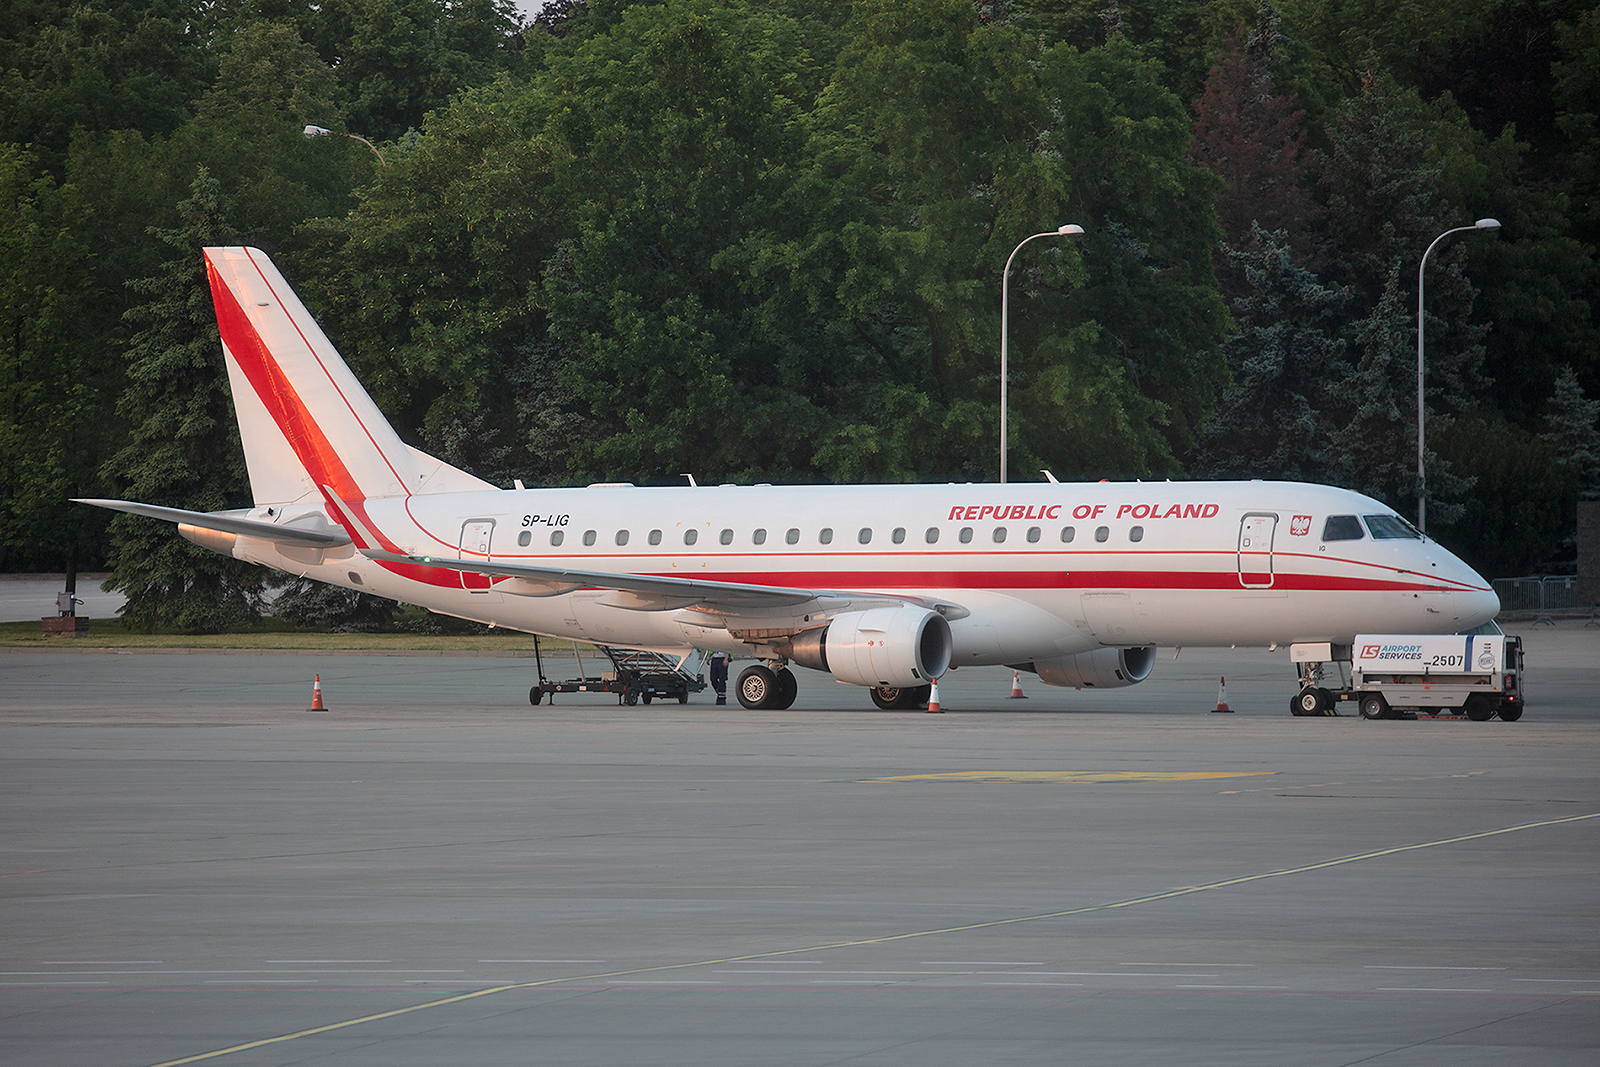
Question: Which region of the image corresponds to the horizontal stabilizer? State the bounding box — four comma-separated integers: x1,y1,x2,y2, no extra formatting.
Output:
74,499,352,547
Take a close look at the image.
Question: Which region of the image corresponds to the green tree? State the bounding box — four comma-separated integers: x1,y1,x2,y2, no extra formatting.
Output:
0,144,116,571
103,169,265,631
1542,364,1600,499
302,0,527,142
1193,226,1349,481
0,0,214,174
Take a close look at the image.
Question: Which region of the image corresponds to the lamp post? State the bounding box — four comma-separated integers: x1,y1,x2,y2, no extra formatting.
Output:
1001,223,1083,484
303,125,386,166
1416,218,1499,533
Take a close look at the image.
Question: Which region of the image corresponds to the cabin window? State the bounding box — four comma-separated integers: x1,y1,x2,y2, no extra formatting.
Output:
959,527,973,544
892,527,906,544
551,530,564,547
858,528,872,544
992,527,1007,543
753,528,767,545
1129,526,1144,542
786,528,800,545
648,529,662,545
1363,514,1421,540
583,529,597,546
684,528,699,546
819,527,834,544
1094,526,1109,542
925,527,940,544
615,530,629,546
720,528,734,545
1026,526,1041,543
1060,526,1075,543
517,530,532,547
1322,515,1364,541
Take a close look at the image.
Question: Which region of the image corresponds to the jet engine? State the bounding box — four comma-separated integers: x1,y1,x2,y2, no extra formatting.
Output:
1030,646,1157,688
780,607,953,688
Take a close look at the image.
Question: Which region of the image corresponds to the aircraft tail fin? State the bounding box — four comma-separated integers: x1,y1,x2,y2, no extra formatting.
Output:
203,246,494,508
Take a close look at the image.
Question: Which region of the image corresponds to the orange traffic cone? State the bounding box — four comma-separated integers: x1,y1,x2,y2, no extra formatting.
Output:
307,673,327,712
1008,670,1028,699
1211,675,1233,713
926,677,943,713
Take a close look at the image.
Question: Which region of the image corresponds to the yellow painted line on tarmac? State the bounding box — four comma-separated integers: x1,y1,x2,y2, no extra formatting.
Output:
146,809,1600,1067
864,770,1279,784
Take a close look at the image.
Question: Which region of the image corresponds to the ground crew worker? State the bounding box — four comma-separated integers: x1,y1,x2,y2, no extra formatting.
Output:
709,651,729,705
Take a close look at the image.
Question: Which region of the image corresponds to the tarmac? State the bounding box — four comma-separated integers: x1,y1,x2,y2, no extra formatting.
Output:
2,624,1598,1066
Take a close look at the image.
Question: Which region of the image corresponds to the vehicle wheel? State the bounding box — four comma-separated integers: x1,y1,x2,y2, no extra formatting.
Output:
642,691,652,704
1293,689,1326,716
1498,701,1523,722
1359,694,1390,720
530,685,543,706
772,668,798,710
870,686,904,710
737,665,777,709
623,687,638,706
678,690,689,705
1464,694,1494,721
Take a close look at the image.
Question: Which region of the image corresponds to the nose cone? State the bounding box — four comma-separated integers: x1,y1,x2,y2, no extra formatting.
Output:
1457,584,1501,629
1428,548,1499,629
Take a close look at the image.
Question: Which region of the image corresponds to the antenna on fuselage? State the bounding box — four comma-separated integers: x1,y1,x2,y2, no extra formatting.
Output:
1040,470,1059,483
682,474,698,488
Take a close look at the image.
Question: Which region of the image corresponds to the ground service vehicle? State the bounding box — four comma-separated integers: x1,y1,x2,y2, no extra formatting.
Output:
1290,634,1524,721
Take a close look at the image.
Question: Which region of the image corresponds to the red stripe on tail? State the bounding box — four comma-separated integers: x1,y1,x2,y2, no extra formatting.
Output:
205,255,364,503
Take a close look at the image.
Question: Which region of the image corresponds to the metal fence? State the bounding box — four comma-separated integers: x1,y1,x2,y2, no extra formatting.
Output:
1492,576,1596,624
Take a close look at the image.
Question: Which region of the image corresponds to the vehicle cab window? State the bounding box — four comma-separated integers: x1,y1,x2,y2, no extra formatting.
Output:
1322,515,1364,541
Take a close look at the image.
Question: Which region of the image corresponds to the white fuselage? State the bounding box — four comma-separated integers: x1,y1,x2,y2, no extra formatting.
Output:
230,479,1498,662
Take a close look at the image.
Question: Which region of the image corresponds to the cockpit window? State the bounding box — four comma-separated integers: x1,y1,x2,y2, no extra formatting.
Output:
1322,515,1364,541
1363,514,1423,540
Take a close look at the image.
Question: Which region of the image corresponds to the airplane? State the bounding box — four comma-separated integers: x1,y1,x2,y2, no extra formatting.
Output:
77,246,1500,711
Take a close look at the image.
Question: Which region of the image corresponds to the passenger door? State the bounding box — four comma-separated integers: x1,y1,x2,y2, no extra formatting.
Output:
1237,513,1277,589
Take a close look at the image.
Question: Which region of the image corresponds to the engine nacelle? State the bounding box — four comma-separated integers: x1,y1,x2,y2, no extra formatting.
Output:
1031,646,1156,689
781,607,953,688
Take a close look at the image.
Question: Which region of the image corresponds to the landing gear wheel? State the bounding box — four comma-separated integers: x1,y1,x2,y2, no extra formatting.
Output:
530,685,543,706
1359,694,1391,720
1463,694,1495,721
737,665,778,709
870,685,929,710
870,685,907,709
772,668,798,710
1292,688,1328,716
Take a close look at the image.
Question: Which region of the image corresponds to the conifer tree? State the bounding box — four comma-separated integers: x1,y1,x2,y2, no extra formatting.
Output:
1189,1,1317,296
1543,365,1600,500
103,169,264,631
1193,225,1348,481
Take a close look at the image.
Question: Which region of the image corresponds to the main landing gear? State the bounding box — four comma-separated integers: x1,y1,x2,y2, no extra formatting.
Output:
869,684,932,710
736,664,799,709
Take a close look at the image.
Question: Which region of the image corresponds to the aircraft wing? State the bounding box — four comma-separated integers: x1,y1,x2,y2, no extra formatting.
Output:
74,498,353,547
360,548,967,620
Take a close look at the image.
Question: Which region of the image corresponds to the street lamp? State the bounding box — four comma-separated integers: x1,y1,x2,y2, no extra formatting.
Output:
1416,218,1499,533
303,124,386,166
1001,223,1084,484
